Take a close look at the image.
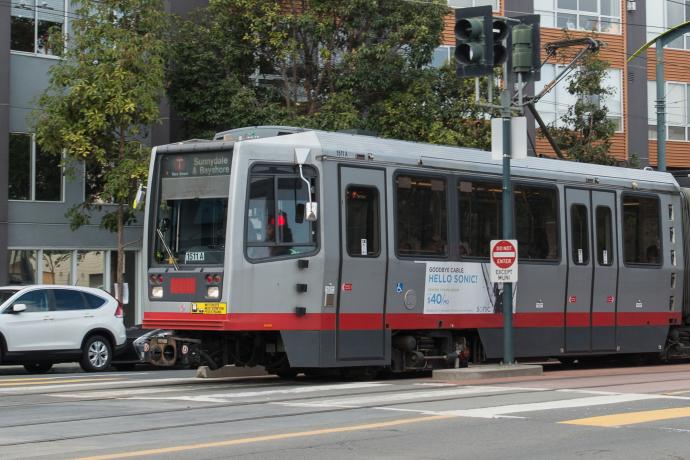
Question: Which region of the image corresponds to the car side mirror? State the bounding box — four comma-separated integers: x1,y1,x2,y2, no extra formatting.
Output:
12,304,27,313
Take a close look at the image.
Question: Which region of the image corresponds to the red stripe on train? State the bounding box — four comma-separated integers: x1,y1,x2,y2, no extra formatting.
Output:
143,311,681,331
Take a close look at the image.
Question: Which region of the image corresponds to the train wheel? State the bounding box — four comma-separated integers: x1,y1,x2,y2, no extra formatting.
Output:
275,369,298,379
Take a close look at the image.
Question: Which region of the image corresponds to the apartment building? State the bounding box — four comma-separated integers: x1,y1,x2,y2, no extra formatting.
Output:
0,0,687,324
0,0,204,325
441,0,690,168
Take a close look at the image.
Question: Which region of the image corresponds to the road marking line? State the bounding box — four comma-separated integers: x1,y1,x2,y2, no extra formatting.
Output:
663,389,690,396
273,386,525,409
74,414,454,460
0,376,116,383
126,382,391,403
0,378,123,387
438,393,666,419
561,407,690,427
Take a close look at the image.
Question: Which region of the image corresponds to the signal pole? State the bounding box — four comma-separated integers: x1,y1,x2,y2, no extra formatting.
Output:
500,82,514,364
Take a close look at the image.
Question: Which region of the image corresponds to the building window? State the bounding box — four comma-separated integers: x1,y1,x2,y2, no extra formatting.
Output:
536,0,620,33
431,46,455,68
8,250,37,284
11,0,67,56
534,64,623,132
76,250,106,288
647,1,690,50
396,174,448,258
648,81,690,141
42,250,72,284
447,0,498,11
8,133,63,201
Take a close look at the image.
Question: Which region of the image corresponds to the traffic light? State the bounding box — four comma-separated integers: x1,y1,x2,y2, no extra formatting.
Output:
510,14,541,81
492,18,510,66
455,6,494,77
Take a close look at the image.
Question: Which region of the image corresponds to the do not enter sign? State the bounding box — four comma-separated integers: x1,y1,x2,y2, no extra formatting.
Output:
490,239,518,283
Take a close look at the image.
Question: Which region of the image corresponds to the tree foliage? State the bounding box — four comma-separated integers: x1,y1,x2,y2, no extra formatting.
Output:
32,0,167,295
545,48,617,165
166,0,495,149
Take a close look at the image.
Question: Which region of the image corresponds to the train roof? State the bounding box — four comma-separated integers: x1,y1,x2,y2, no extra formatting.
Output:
156,127,680,193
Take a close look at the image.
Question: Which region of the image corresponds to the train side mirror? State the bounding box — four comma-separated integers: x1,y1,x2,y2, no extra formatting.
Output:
133,184,146,210
305,202,318,221
294,147,318,222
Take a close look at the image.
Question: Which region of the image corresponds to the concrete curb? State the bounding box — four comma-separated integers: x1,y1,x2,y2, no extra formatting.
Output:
432,364,543,381
195,365,269,378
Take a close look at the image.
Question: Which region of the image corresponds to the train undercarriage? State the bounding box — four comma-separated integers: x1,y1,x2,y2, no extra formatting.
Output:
144,324,690,376
144,330,473,377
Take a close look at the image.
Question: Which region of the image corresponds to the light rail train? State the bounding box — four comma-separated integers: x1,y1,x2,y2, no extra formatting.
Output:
141,126,690,377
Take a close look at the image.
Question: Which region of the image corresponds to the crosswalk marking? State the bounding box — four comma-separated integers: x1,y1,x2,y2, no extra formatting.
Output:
0,378,123,387
561,407,690,427
274,386,530,409
126,382,392,403
438,393,667,419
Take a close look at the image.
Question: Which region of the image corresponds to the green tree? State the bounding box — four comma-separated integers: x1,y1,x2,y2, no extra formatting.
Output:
546,49,618,165
166,0,449,137
165,0,286,139
371,66,495,149
32,0,167,301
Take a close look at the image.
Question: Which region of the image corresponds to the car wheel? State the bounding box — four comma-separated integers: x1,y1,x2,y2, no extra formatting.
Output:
24,362,53,374
81,335,112,372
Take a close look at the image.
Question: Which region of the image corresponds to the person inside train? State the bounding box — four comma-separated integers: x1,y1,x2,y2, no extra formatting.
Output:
266,211,293,256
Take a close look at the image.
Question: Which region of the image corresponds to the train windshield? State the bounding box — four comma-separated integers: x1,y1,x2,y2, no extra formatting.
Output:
153,151,231,267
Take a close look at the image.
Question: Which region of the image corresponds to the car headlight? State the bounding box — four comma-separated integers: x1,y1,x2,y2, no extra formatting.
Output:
151,286,163,298
207,286,220,298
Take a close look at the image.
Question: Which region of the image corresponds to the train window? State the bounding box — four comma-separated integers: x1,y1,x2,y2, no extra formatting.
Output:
396,175,447,258
458,180,502,258
596,206,614,266
245,165,318,261
570,204,589,265
514,185,559,261
345,186,380,257
623,195,661,265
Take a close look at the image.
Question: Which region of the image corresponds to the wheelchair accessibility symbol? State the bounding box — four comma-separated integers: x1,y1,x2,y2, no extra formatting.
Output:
395,282,404,294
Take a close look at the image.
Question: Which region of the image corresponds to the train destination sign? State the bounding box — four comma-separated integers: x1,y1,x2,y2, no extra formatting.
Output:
161,152,231,178
490,239,518,283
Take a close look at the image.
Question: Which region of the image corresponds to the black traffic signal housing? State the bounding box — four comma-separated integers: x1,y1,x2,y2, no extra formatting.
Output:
510,14,541,81
455,6,493,77
455,6,512,78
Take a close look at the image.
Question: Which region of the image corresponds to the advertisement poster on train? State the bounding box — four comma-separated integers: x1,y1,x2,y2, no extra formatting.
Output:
423,261,508,314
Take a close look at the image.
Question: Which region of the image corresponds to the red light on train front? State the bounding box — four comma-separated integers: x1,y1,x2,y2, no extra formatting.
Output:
206,274,213,283
213,274,222,283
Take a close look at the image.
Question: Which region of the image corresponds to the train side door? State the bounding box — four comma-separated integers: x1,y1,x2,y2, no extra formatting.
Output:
590,192,618,351
337,166,387,361
564,188,593,352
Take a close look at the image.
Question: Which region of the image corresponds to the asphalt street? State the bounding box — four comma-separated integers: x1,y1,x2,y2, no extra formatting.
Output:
2,363,690,459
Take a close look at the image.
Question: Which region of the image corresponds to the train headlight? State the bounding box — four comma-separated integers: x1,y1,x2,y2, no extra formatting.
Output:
207,286,220,298
151,286,164,298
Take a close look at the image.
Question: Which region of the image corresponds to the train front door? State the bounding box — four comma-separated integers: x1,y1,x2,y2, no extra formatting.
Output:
564,188,618,352
337,166,387,361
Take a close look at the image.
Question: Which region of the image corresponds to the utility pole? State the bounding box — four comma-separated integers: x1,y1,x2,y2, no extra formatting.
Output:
629,21,690,171
455,6,539,365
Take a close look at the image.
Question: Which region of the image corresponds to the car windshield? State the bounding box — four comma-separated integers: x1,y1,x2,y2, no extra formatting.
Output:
0,289,19,305
153,151,231,266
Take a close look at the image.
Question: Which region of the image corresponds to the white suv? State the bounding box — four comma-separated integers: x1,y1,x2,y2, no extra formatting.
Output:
0,285,126,373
